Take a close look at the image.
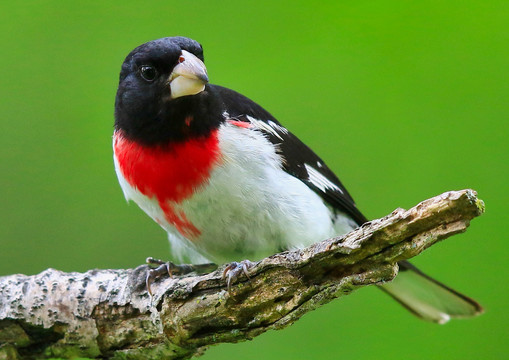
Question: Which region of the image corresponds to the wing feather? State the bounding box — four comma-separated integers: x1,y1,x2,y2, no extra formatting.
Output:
212,84,367,225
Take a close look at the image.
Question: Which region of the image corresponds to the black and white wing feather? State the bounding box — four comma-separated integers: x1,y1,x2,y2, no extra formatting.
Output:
213,85,367,225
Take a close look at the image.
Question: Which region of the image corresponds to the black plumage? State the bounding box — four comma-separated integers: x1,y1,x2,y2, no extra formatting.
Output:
114,37,223,146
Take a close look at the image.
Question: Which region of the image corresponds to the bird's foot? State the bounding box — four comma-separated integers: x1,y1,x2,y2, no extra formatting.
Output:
145,257,216,297
222,260,256,293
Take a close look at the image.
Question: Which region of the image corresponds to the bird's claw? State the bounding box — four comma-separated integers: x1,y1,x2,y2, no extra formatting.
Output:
145,257,175,298
222,260,255,293
145,257,217,298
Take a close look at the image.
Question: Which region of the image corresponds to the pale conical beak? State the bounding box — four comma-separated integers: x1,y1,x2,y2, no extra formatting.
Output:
168,50,209,99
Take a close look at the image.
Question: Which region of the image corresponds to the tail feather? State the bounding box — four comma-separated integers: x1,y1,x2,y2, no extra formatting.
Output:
379,261,483,324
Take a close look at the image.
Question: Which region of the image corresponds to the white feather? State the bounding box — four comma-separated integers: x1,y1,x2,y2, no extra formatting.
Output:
305,164,344,194
246,115,288,141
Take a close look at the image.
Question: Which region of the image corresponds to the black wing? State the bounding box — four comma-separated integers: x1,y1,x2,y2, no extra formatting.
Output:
212,84,367,225
210,87,485,322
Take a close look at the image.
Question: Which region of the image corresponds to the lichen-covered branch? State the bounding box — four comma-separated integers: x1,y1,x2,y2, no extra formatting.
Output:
0,190,484,360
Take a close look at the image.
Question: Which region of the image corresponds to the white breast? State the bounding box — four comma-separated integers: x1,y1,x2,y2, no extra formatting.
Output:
114,123,356,264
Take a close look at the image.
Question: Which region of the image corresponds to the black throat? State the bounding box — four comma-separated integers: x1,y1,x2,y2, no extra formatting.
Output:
114,85,225,146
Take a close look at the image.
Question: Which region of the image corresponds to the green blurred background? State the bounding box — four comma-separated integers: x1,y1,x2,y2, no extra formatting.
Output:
1,1,507,359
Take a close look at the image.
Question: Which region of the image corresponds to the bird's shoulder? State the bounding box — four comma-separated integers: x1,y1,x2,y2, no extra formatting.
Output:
210,84,367,225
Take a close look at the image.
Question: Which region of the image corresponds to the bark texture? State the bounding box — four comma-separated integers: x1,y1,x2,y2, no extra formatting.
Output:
0,189,485,360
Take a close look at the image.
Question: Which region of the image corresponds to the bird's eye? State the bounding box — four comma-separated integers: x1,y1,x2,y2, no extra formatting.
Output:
140,65,157,81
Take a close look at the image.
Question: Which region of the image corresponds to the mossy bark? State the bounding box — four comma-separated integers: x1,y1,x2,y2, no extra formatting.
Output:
0,190,484,360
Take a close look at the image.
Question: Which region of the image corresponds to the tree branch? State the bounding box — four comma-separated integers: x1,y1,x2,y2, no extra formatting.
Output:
0,189,485,360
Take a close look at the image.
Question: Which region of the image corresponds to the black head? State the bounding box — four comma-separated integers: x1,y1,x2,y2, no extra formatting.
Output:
114,37,223,145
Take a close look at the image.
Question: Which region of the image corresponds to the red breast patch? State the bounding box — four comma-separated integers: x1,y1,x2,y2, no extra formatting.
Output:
114,130,220,239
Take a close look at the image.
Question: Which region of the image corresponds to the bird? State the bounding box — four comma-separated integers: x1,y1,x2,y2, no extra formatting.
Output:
113,36,482,323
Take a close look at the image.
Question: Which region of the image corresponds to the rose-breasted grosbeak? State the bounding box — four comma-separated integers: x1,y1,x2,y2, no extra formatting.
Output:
113,36,482,323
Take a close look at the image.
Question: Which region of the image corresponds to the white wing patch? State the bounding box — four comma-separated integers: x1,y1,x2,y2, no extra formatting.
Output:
304,164,344,194
246,115,288,141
